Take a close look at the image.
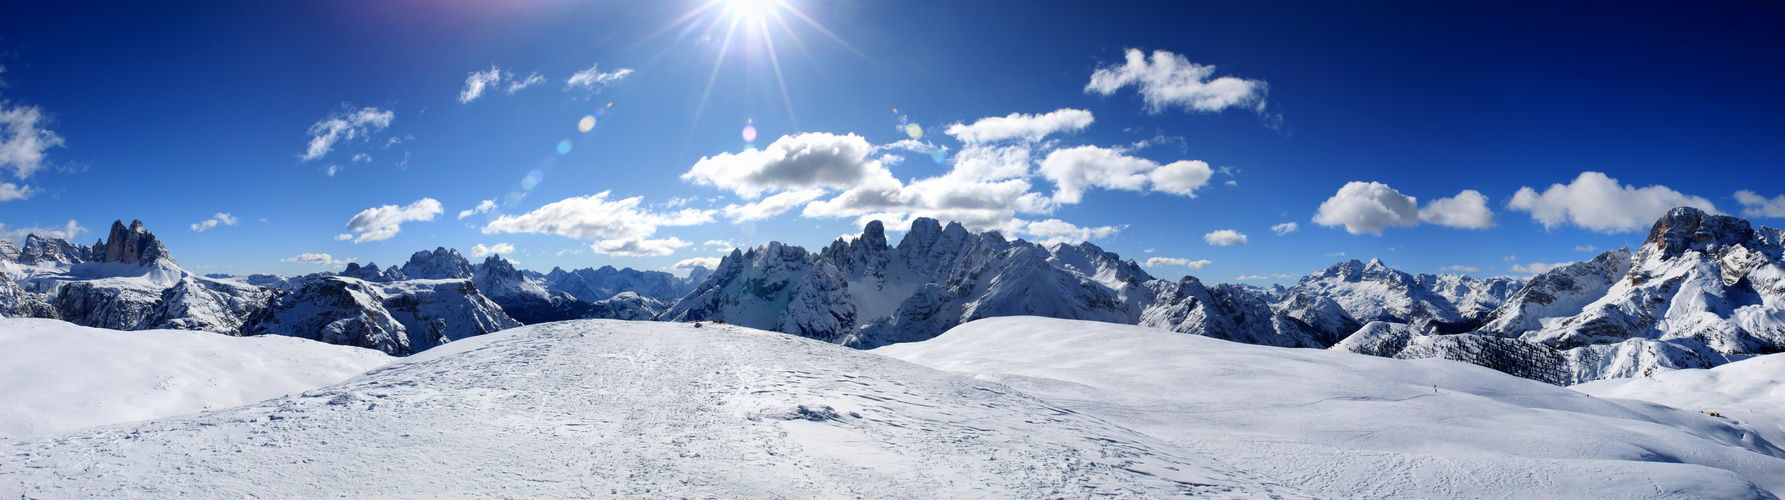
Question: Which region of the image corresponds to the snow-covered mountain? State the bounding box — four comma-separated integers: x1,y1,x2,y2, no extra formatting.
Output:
244,276,520,355
0,319,1316,498
471,254,593,324
1336,207,1785,384
540,264,706,302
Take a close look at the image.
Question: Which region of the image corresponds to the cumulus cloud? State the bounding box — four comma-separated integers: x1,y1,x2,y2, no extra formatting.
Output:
1418,190,1495,229
1145,257,1212,269
1037,146,1211,203
0,182,35,201
1438,265,1480,273
1507,172,1718,233
1085,49,1267,114
481,191,712,256
301,105,394,162
0,220,85,243
1203,229,1247,246
704,239,736,248
470,242,515,257
1271,222,1299,236
342,198,442,243
565,64,634,95
722,189,826,222
944,109,1093,144
684,133,898,199
672,256,724,270
281,253,349,266
0,102,65,179
1023,219,1123,245
458,66,503,103
1735,190,1785,219
1511,262,1567,274
190,213,239,232
335,233,353,241
1312,181,1419,235
458,199,497,219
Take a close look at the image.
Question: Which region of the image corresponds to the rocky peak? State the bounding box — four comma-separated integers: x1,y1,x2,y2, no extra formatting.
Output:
99,219,175,266
16,234,90,265
399,247,474,279
340,262,403,282
479,254,523,283
1644,207,1753,259
0,239,19,262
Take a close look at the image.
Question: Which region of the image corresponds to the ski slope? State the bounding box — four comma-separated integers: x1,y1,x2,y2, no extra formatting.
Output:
876,316,1785,499
0,318,392,438
0,319,1312,498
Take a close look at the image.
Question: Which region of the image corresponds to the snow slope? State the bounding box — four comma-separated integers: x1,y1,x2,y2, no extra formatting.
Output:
877,316,1785,499
0,319,1311,498
0,318,391,438
1573,352,1785,459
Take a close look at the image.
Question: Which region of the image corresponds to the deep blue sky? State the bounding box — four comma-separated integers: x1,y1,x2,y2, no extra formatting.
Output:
1,0,1780,282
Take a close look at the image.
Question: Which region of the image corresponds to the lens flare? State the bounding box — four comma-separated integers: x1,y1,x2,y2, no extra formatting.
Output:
931,150,946,164
905,123,923,140
742,124,757,143
556,140,573,155
578,116,596,132
522,169,544,190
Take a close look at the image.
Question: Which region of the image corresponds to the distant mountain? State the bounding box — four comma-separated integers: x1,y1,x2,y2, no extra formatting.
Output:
1336,207,1785,384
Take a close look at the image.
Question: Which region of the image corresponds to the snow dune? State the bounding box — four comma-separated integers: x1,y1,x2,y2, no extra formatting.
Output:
1,319,1312,498
0,318,392,438
876,316,1785,499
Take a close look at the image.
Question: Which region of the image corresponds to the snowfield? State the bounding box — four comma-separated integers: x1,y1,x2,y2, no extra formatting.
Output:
876,316,1785,499
0,319,1313,499
0,318,392,438
1574,353,1785,462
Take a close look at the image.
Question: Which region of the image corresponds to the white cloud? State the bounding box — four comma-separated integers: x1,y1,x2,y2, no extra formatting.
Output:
948,145,1032,183
470,242,515,257
1,220,85,243
343,198,442,243
459,66,503,103
1271,222,1299,236
592,237,690,257
1312,181,1419,235
565,64,634,94
722,189,826,222
506,72,544,94
190,212,239,232
944,108,1093,143
335,233,353,241
1236,275,1270,280
1574,245,1597,252
0,182,35,201
704,239,736,248
325,165,341,177
1511,262,1567,274
1507,172,1718,233
1203,229,1247,246
1503,255,1517,261
1735,190,1785,219
1418,190,1495,229
301,105,394,162
1085,49,1267,114
352,153,370,163
672,256,724,270
482,191,712,256
281,253,349,266
1023,219,1123,245
684,133,898,199
458,199,497,219
0,102,65,179
1145,257,1212,269
1037,146,1210,203
1438,265,1480,273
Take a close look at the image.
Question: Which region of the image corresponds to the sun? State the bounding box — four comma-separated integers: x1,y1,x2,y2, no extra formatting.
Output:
727,0,776,19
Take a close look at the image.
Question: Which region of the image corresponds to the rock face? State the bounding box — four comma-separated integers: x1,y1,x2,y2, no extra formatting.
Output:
472,255,590,324
1336,207,1785,384
244,276,520,355
99,220,174,267
340,262,406,282
14,234,90,266
398,247,474,280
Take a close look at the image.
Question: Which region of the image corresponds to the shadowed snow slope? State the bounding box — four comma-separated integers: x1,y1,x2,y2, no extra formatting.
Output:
0,318,392,438
1574,352,1785,461
875,316,1785,499
0,319,1312,499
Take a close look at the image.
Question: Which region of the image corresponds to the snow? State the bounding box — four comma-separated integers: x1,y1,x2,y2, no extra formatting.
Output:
876,316,1785,499
1573,352,1785,459
0,319,1312,498
0,318,391,438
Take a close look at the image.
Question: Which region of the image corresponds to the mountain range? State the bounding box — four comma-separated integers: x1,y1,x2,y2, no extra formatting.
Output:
3,207,1781,385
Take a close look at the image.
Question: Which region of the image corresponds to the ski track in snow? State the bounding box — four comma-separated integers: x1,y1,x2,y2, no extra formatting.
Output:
0,320,1314,499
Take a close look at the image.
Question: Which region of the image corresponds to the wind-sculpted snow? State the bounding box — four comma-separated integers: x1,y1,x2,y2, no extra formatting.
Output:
0,318,391,438
0,320,1313,498
879,316,1785,498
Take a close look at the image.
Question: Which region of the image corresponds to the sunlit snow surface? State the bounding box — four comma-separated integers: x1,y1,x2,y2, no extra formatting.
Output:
877,317,1785,499
1574,353,1785,464
0,319,1313,498
0,318,393,438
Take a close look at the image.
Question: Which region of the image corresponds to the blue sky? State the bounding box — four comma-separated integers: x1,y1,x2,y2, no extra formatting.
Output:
1,0,1781,283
